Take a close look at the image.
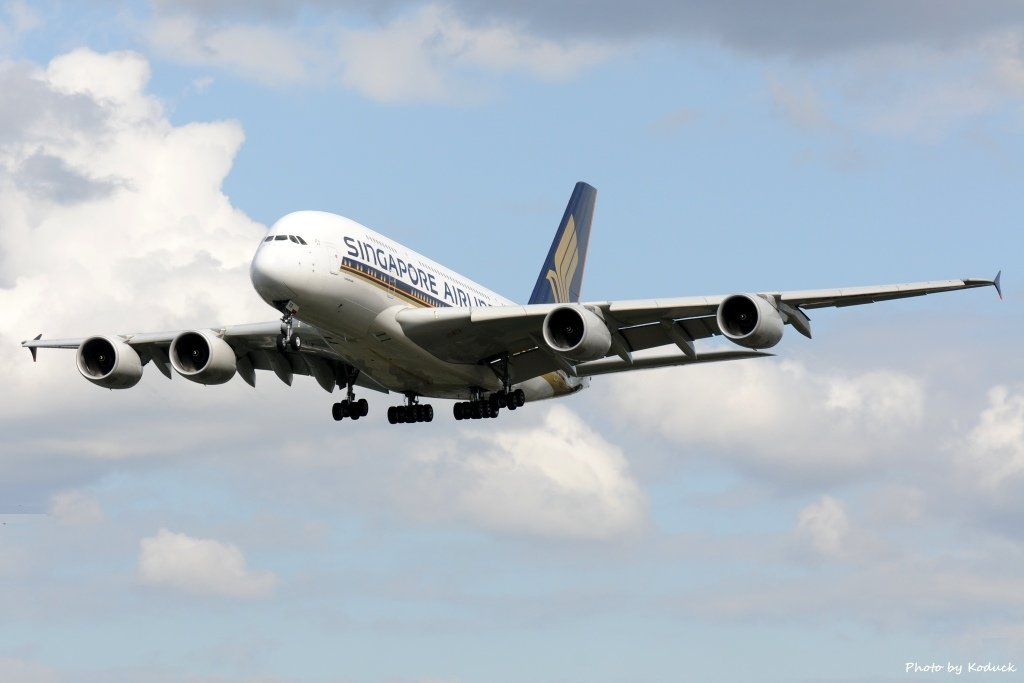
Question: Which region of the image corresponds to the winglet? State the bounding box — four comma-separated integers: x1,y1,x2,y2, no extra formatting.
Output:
994,269,1003,300
24,334,42,362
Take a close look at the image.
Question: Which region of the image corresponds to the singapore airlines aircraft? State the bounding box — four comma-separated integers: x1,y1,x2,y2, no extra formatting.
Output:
23,183,1001,425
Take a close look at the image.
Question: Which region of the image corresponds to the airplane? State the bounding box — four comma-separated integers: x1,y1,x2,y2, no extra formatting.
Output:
22,182,1001,425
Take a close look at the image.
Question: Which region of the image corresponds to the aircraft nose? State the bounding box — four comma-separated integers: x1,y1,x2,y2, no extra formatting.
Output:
250,243,298,303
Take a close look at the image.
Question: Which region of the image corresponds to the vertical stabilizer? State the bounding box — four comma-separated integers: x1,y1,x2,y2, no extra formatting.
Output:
528,182,597,304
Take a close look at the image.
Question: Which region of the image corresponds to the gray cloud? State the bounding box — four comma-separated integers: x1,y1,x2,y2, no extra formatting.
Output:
15,151,124,204
152,0,1024,57
0,62,105,146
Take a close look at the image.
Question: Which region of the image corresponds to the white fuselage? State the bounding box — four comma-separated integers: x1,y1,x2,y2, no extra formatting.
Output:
249,211,585,401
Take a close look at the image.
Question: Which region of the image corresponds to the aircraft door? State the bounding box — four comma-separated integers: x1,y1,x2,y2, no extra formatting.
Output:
324,243,341,275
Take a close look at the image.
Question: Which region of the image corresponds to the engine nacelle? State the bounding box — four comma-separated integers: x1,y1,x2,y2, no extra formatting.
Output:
541,305,612,362
716,294,785,349
76,336,143,389
169,330,237,385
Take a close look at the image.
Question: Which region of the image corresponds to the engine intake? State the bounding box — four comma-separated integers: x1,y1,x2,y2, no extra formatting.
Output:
76,336,143,389
716,294,785,349
541,305,612,362
170,330,237,385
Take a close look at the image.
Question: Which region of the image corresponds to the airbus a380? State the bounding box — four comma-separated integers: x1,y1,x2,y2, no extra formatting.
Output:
23,183,1001,425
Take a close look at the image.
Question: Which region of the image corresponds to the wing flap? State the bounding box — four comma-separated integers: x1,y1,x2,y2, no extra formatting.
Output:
575,349,772,377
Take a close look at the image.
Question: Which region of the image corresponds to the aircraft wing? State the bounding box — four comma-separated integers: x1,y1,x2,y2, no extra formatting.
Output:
22,321,390,394
395,273,1001,382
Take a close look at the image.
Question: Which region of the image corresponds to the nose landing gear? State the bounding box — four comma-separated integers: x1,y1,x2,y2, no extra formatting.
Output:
276,308,302,352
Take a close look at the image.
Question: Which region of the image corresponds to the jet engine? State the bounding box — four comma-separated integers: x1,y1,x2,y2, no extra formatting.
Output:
76,336,144,389
169,330,237,385
716,294,785,349
541,305,612,362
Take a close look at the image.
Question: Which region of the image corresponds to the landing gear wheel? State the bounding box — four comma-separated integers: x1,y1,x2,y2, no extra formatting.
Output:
387,406,398,424
332,402,344,421
289,335,302,352
356,398,368,417
424,405,434,422
514,389,526,407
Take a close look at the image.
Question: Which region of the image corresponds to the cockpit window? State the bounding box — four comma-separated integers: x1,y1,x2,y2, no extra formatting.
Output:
274,235,288,241
288,235,299,243
263,236,274,242
296,236,308,245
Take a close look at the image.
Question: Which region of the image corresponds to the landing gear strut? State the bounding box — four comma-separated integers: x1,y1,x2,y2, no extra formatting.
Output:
332,367,368,421
453,388,525,420
388,393,434,424
276,309,302,353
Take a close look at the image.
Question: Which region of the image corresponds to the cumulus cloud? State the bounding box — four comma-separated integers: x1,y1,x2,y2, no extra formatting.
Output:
405,405,647,539
0,48,266,419
958,385,1024,491
609,359,925,486
138,528,277,598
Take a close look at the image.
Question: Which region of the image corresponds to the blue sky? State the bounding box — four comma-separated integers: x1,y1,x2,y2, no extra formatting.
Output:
1,2,1022,682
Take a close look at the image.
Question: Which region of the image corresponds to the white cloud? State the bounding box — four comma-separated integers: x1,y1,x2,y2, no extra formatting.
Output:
609,359,925,485
48,489,104,526
148,14,310,86
145,4,612,103
407,405,647,539
795,494,850,559
0,1,41,54
959,385,1024,490
138,528,277,598
338,5,613,102
0,48,266,422
0,657,57,683
766,74,834,132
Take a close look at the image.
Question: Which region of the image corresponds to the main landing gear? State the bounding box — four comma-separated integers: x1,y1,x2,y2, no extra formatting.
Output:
388,393,434,424
332,367,368,421
453,388,525,420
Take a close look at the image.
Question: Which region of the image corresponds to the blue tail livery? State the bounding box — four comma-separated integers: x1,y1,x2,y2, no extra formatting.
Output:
529,181,597,304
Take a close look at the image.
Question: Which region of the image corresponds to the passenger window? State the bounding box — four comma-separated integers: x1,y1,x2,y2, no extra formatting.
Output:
274,235,288,241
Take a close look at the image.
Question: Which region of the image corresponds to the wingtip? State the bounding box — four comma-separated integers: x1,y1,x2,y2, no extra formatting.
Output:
994,269,1003,300
23,333,42,362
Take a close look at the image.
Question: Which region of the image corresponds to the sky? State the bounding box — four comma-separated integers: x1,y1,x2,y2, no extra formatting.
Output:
0,1,1022,682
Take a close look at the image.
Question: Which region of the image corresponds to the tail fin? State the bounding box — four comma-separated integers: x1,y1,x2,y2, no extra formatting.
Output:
528,182,597,304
